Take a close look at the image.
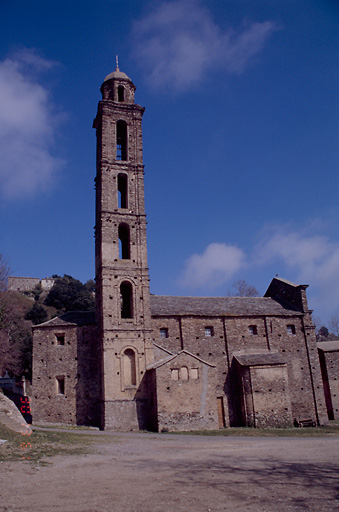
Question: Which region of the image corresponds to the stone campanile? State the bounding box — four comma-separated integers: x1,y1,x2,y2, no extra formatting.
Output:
93,65,153,430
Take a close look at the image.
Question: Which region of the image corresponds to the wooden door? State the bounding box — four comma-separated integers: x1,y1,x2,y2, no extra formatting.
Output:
217,396,226,428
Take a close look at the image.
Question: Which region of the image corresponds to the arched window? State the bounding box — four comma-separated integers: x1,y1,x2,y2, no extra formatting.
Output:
116,120,127,161
119,223,130,259
180,367,189,381
123,348,136,386
120,281,133,318
117,173,128,208
118,86,124,102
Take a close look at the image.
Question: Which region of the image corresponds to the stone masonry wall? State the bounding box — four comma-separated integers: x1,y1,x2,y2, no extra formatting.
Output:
32,324,100,426
152,312,326,427
239,364,292,428
318,347,339,420
152,352,218,432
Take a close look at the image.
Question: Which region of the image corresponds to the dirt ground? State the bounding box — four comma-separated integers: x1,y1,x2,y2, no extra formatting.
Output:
1,431,339,512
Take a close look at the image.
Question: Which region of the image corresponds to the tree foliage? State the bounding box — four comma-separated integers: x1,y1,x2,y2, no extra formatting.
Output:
25,302,48,325
44,275,95,313
329,312,339,337
315,314,339,342
0,254,9,294
0,290,33,379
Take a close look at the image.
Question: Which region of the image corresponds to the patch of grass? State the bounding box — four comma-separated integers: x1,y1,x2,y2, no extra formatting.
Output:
33,424,99,431
169,424,339,437
0,423,94,464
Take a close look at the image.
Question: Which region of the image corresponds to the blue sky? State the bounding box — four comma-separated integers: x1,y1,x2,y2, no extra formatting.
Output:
1,0,338,324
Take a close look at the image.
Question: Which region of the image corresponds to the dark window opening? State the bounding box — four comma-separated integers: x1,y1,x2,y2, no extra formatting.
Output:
56,376,65,395
205,326,214,337
120,281,133,318
248,325,258,335
56,334,65,345
287,324,296,335
118,86,124,102
160,328,168,338
118,173,128,208
116,120,127,161
119,223,130,259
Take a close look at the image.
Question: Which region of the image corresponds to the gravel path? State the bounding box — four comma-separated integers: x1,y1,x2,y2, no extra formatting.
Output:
1,433,339,511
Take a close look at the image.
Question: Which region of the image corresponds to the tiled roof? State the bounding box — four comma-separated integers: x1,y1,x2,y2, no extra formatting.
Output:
234,351,287,367
33,311,96,328
317,340,339,352
150,295,301,317
147,350,215,370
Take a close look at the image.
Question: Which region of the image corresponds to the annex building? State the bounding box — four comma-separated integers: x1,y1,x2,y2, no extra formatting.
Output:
32,67,329,431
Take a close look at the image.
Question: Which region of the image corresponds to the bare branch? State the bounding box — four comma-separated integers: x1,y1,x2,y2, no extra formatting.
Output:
232,279,259,297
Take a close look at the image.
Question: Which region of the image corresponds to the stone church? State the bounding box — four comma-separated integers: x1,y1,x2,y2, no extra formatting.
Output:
32,66,328,431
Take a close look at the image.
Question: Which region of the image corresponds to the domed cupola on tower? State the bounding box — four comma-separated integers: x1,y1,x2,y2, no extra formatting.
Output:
100,58,136,104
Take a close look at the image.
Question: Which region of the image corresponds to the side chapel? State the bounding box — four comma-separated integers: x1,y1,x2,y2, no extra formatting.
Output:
32,67,328,431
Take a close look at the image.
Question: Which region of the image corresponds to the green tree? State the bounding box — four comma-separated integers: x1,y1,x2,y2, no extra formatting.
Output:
25,302,48,325
0,254,9,324
0,295,33,379
44,275,95,312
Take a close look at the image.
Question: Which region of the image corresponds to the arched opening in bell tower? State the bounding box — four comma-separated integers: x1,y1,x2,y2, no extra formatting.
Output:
120,281,133,318
116,120,127,161
118,223,130,259
117,173,128,208
118,86,124,102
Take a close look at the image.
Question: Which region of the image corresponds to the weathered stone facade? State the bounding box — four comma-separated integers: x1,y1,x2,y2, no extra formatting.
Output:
148,350,218,432
32,67,329,431
32,312,101,426
318,340,339,420
8,276,55,292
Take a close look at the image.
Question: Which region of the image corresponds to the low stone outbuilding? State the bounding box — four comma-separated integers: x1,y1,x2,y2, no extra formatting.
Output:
233,350,292,428
32,312,100,427
147,351,218,432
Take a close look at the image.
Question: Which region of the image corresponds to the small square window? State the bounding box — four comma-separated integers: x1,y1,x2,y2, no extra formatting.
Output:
287,324,296,335
160,328,168,339
205,327,214,337
56,334,65,346
248,325,258,335
56,376,65,395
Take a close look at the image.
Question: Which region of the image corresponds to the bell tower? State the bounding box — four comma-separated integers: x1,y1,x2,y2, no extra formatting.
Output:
93,63,153,430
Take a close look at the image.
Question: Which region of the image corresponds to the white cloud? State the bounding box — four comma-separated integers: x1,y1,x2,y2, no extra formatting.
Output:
255,226,339,319
0,49,64,200
179,225,339,321
132,0,277,92
180,242,246,288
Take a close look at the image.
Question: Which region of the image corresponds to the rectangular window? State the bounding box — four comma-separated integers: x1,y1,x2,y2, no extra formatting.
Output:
190,368,199,380
56,334,65,345
205,326,214,337
248,325,258,335
287,324,296,335
56,376,65,395
171,369,179,381
160,328,168,338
